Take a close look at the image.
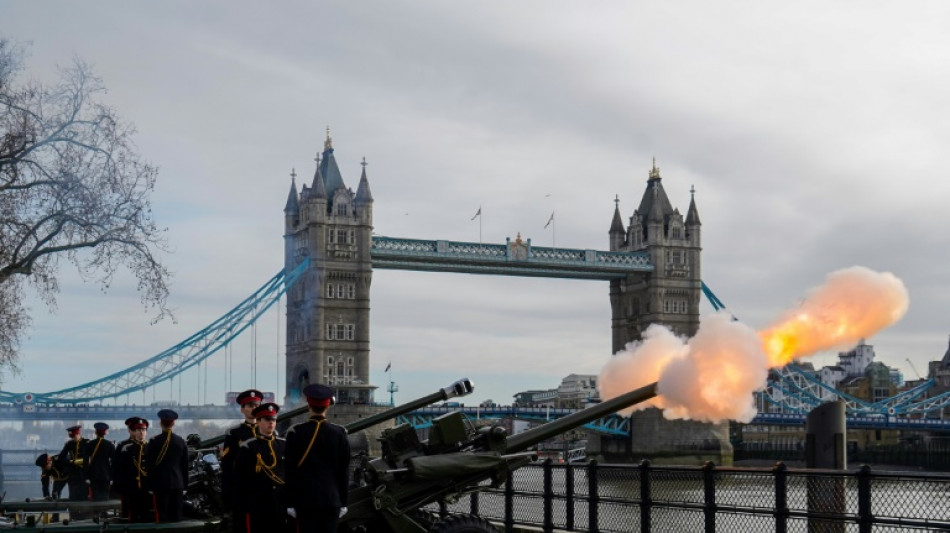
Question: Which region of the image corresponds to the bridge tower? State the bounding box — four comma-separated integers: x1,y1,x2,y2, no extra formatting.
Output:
608,159,702,347
283,132,376,405
599,160,732,465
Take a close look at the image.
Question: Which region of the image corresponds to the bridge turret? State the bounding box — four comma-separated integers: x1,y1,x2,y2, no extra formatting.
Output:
609,195,625,251
686,184,701,247
308,152,328,223
283,173,299,225
284,173,300,274
355,159,373,205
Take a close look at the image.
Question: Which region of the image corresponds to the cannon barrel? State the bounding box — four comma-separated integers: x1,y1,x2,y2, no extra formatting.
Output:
199,378,475,448
347,378,475,434
504,381,657,454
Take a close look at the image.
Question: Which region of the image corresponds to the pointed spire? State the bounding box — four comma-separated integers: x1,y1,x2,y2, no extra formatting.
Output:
686,184,701,226
284,168,299,214
321,130,346,195
637,158,674,225
609,194,624,234
311,151,327,199
355,156,374,204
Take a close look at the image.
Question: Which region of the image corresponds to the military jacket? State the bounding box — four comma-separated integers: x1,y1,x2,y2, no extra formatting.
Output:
40,458,66,498
145,430,189,491
235,434,287,513
83,437,116,483
220,421,257,504
56,438,88,481
112,440,149,494
284,415,350,509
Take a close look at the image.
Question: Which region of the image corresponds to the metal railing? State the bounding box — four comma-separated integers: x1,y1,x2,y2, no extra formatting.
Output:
434,460,950,532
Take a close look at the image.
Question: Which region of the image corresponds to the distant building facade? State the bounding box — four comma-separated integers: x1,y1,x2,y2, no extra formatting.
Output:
557,374,598,409
513,374,599,409
283,133,376,405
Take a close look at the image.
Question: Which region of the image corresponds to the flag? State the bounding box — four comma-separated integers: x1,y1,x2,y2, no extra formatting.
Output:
544,211,555,229
385,362,391,372
471,207,481,221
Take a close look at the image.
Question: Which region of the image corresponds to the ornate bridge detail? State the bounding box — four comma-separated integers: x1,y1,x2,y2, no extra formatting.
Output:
371,236,652,280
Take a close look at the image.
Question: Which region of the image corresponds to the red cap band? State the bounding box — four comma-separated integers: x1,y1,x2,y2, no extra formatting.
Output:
306,397,331,408
239,396,262,406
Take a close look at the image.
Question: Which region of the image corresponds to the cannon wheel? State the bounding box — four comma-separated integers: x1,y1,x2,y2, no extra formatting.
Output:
428,514,499,533
409,509,440,530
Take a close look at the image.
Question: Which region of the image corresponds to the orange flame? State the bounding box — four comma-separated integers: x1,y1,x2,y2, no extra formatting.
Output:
760,266,909,366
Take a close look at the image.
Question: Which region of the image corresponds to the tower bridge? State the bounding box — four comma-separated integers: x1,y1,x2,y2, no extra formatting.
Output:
1,135,948,449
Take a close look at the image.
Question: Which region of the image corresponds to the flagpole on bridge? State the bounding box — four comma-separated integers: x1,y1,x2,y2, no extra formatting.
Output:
471,206,482,244
544,211,556,247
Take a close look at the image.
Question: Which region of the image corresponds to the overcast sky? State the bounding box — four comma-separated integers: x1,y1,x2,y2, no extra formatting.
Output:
3,2,950,410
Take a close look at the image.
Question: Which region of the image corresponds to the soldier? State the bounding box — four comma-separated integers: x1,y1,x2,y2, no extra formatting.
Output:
35,453,67,500
285,384,350,533
56,425,88,501
84,422,116,501
221,388,262,526
112,417,151,522
146,409,189,523
235,403,288,533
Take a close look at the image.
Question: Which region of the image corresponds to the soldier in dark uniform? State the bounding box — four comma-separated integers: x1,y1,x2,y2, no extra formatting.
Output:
221,388,262,529
235,403,288,533
146,409,189,523
285,384,350,533
56,425,88,501
84,422,116,501
35,453,67,500
112,417,152,522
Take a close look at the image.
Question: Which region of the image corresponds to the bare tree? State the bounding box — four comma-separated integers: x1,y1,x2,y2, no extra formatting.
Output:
0,40,171,374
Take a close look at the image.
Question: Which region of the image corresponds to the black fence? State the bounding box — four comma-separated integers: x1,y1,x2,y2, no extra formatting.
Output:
434,460,950,532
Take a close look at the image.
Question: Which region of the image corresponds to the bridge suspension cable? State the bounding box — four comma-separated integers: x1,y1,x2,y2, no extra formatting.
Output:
1,260,309,405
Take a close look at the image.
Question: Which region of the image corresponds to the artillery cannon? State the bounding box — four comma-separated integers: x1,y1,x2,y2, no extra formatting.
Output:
184,379,475,517
339,381,658,533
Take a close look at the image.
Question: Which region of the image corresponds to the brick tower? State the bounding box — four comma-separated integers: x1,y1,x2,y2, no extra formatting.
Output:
283,131,375,405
